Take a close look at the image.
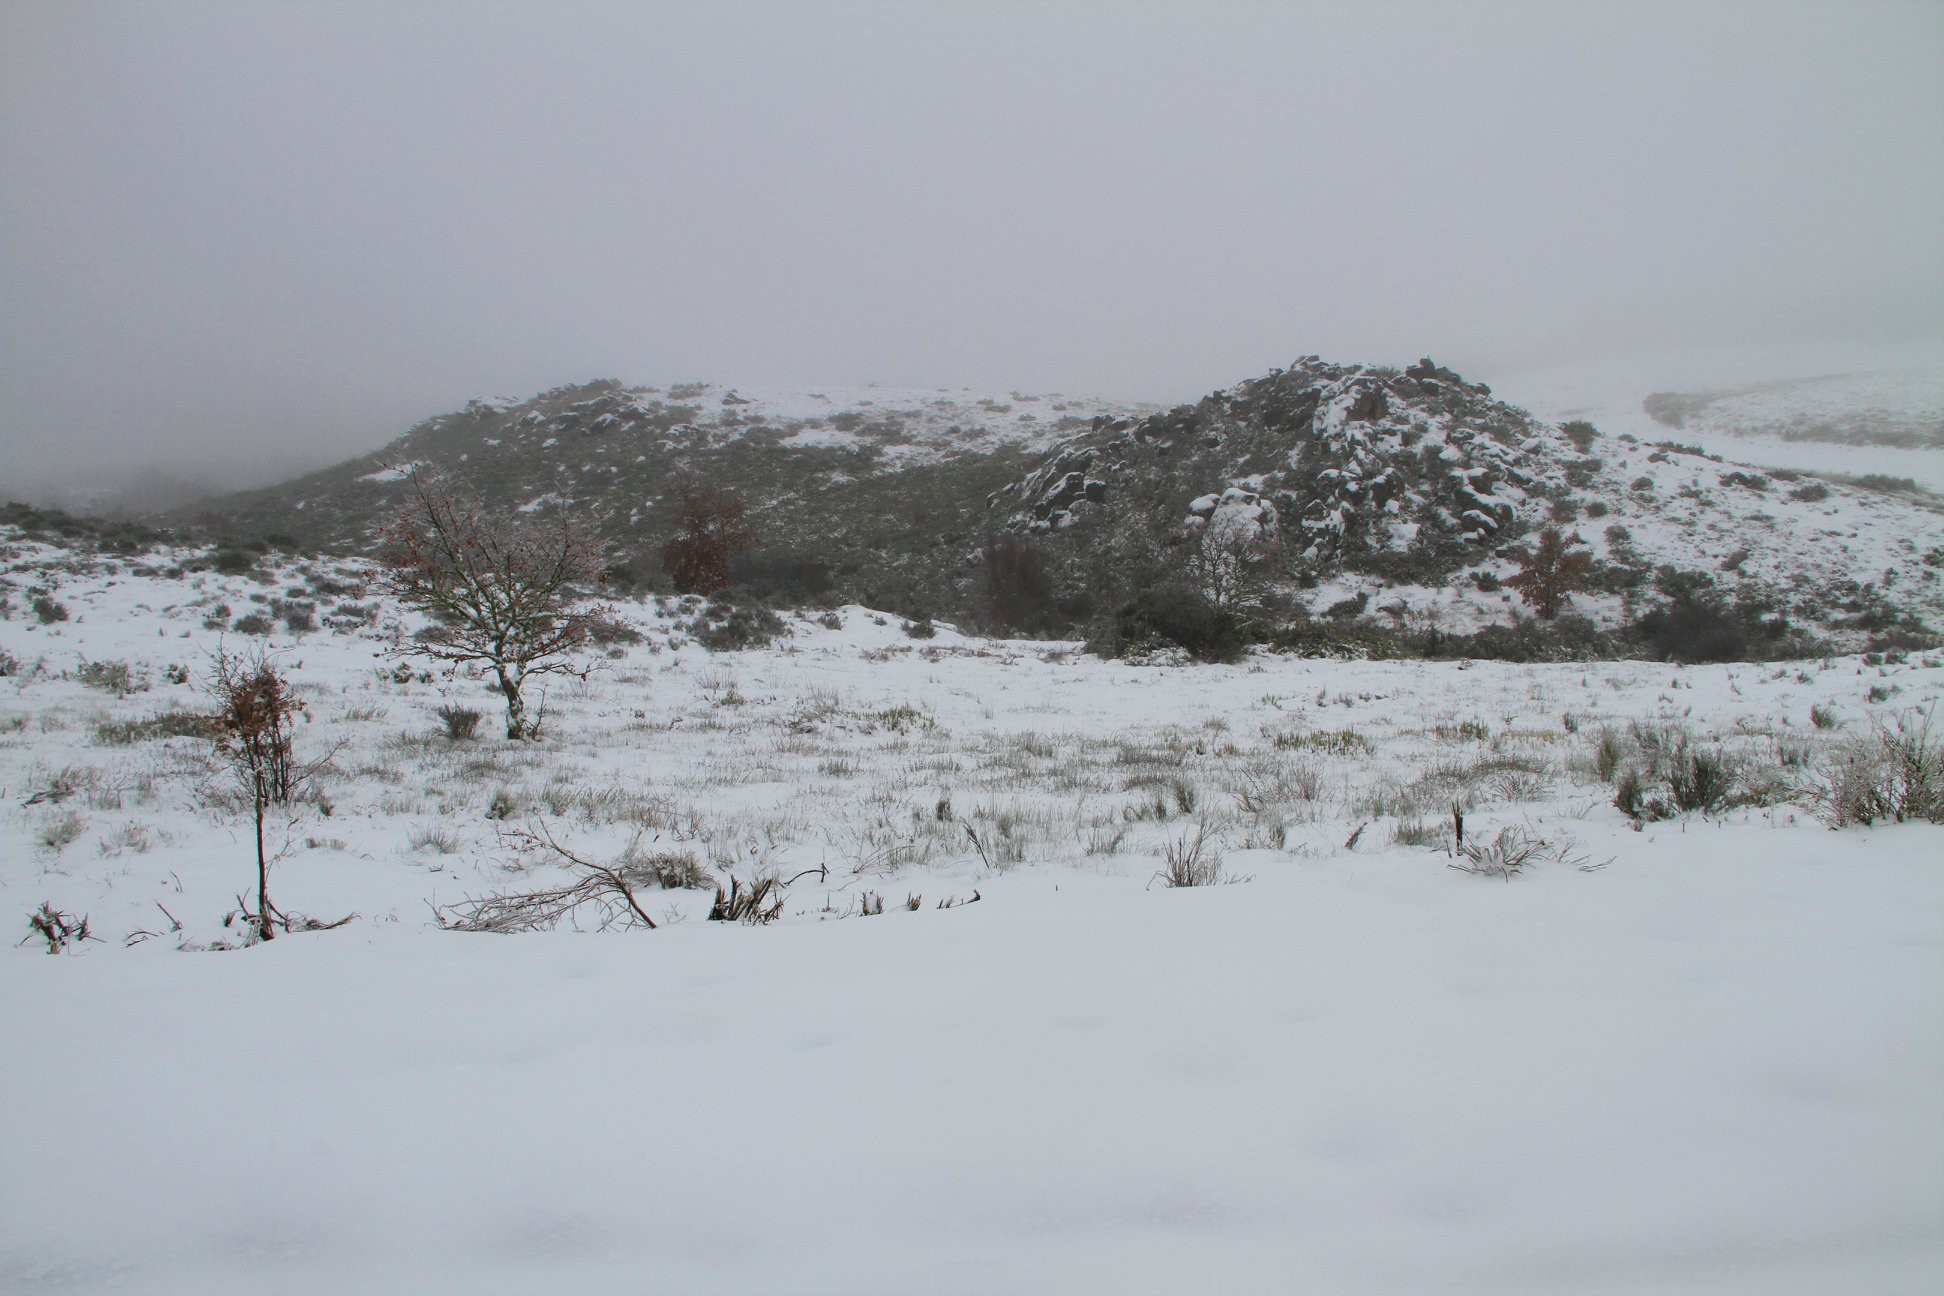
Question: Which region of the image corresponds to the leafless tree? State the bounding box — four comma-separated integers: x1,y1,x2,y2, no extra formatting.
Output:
1184,510,1280,621
376,469,607,739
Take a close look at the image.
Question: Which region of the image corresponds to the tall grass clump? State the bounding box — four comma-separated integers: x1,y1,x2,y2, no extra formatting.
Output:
1814,707,1944,827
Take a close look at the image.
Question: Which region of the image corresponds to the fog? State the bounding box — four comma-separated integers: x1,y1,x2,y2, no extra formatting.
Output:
3,0,1940,507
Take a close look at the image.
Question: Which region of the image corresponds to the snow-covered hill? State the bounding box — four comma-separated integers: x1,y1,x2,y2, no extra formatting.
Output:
996,356,1944,642
179,379,1155,552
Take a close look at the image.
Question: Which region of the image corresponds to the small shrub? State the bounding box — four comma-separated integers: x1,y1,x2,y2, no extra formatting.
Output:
232,612,274,636
1668,747,1736,813
583,613,644,647
1815,708,1944,826
1447,825,1585,878
1560,420,1599,453
77,659,146,697
329,601,376,626
692,602,787,651
902,617,937,640
1788,482,1831,503
210,545,259,575
438,826,660,932
709,874,786,924
620,848,711,890
22,903,95,954
407,826,461,854
435,705,483,740
32,595,69,625
1810,704,1839,730
93,710,211,745
1152,823,1225,888
37,808,87,851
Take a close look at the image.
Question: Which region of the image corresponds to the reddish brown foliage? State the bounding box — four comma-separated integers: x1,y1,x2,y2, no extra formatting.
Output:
661,486,756,594
1506,526,1596,619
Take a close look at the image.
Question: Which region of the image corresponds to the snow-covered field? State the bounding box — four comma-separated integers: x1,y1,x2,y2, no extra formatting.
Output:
3,539,1942,1294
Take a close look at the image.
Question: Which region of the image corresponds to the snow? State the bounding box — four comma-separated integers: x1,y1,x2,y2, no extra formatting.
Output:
1493,341,1944,491
2,535,1942,1293
356,461,424,484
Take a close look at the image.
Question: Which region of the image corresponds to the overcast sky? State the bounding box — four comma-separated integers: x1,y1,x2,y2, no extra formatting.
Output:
3,0,1940,499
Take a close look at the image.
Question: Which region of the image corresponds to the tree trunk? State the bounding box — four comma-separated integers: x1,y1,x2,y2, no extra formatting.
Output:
497,667,527,740
255,790,274,942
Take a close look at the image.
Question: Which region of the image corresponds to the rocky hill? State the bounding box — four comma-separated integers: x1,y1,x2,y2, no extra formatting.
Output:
989,356,1944,643
171,360,1944,648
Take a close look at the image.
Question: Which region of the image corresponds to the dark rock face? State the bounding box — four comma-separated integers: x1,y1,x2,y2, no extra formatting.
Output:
993,355,1571,580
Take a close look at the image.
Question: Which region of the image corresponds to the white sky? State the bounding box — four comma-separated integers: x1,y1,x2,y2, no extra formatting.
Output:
2,0,1940,498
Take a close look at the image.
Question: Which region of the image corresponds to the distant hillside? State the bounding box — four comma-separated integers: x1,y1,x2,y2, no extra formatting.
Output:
173,379,1154,605
990,356,1944,641
1641,368,1944,450
171,361,1944,647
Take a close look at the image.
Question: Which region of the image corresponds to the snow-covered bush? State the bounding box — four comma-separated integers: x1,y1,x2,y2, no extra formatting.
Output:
1814,708,1944,827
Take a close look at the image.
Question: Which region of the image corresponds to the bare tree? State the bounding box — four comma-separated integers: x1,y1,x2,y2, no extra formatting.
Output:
376,469,607,739
1184,509,1280,622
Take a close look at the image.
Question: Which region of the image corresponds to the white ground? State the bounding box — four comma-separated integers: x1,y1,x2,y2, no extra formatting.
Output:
2,539,1942,1294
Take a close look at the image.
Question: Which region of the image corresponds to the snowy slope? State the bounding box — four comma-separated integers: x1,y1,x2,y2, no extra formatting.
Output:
178,379,1157,553
2,531,1941,1293
1494,341,1944,491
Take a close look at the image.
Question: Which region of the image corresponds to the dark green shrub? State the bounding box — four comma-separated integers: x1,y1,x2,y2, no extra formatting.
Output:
980,534,1056,632
729,554,834,605
1265,617,1409,660
691,600,787,651
1322,592,1369,620
1101,587,1246,663
1560,421,1599,453
211,546,259,575
1631,569,1787,663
